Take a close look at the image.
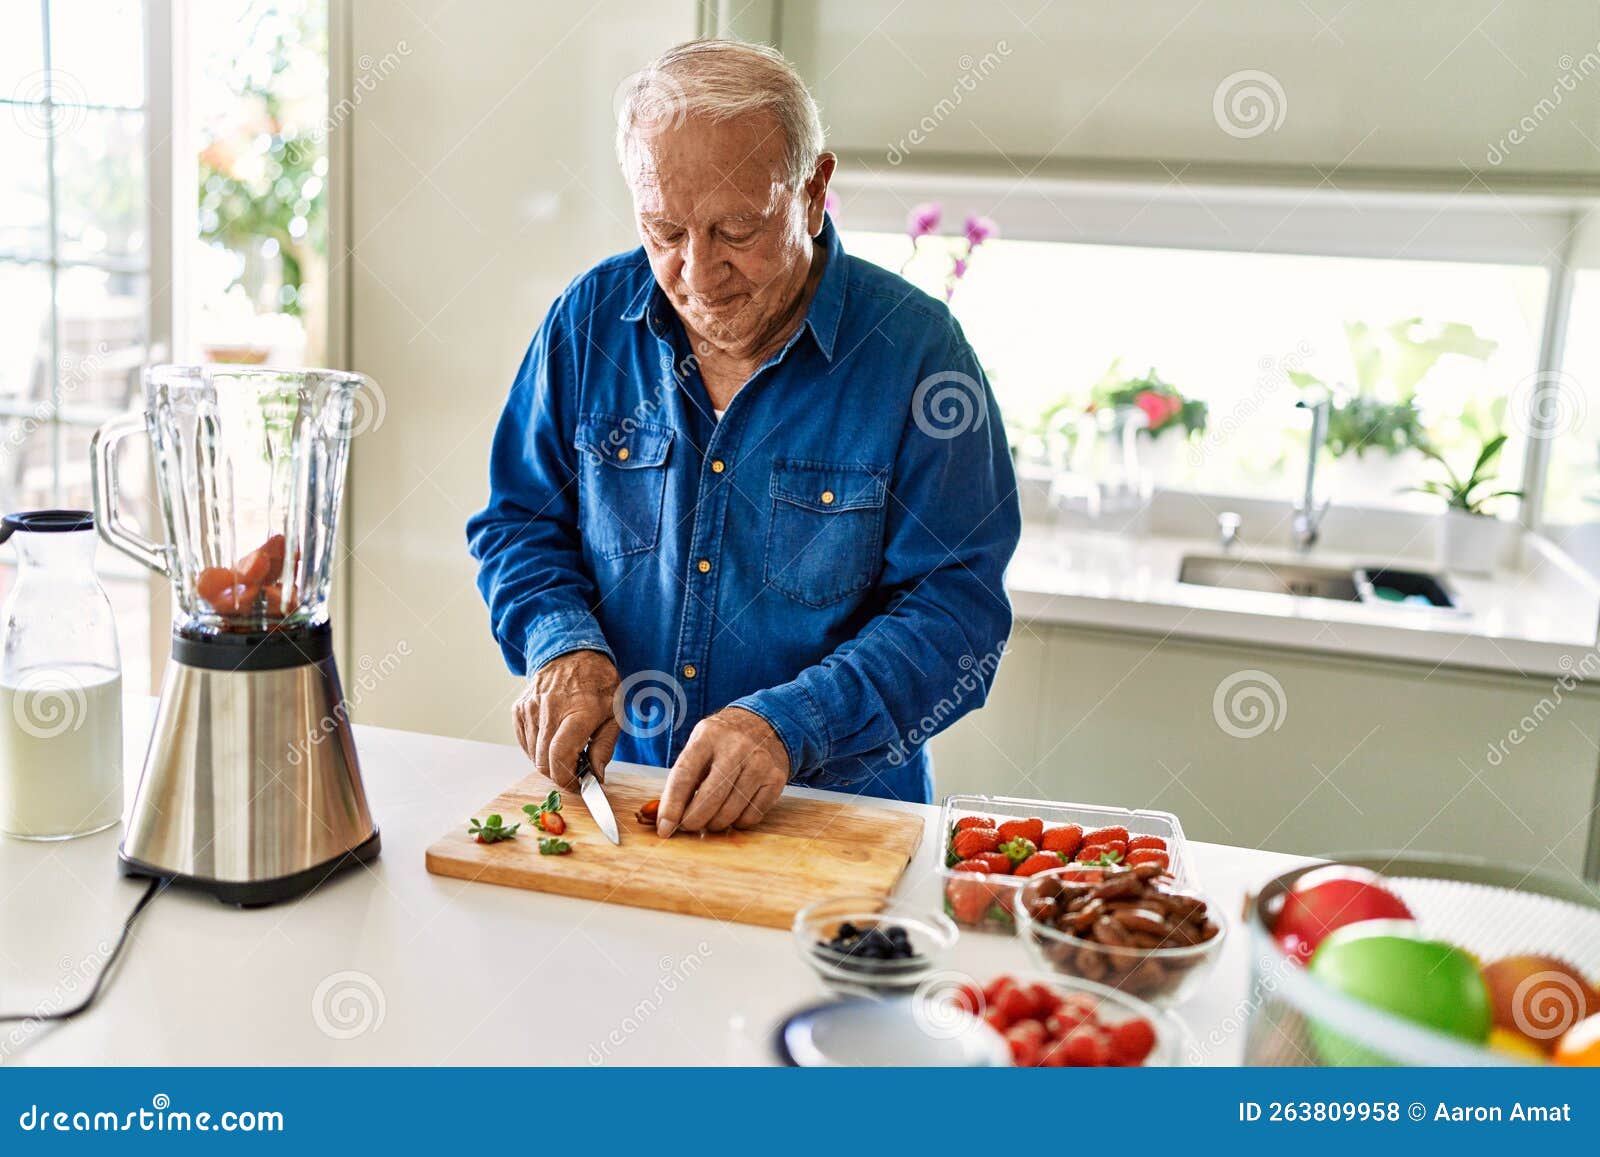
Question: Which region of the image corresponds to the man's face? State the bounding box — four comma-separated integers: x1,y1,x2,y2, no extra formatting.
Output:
626,112,829,358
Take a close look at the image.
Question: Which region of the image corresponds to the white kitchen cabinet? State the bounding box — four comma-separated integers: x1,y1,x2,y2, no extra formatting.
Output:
930,619,1600,883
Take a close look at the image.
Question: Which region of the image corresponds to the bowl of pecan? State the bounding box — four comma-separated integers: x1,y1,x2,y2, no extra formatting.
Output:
1014,862,1226,1006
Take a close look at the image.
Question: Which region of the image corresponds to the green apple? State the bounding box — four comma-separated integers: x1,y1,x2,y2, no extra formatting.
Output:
1308,921,1491,1065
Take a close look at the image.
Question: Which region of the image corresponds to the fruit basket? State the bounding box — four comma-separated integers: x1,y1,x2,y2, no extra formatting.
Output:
938,793,1192,933
1241,854,1600,1066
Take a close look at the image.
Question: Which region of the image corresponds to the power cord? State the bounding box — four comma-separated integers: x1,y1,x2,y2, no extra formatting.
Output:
0,876,163,1026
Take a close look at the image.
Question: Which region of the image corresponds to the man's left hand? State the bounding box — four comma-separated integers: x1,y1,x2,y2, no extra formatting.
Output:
657,707,790,836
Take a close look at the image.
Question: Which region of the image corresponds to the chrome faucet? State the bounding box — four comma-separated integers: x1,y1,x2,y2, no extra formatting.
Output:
1292,389,1332,551
1217,511,1242,551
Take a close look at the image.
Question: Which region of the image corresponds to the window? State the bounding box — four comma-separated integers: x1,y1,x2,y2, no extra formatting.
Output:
1,0,152,691
843,228,1547,513
189,0,329,365
1542,270,1600,528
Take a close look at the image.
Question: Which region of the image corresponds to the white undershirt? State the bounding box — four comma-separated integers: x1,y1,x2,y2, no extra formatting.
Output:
713,408,725,422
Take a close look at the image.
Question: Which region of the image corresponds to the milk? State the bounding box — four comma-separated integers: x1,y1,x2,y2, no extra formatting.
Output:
0,665,123,840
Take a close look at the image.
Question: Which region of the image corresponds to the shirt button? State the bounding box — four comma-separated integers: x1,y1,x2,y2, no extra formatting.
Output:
682,664,697,680
617,447,630,462
697,559,711,574
710,459,725,474
820,490,835,505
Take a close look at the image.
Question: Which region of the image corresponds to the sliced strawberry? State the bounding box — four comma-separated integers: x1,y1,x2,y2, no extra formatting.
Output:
1005,1021,1046,1067
1108,1017,1158,1066
196,566,258,614
1014,852,1068,877
996,817,1044,844
952,827,1002,860
1128,834,1167,853
1060,1025,1111,1066
995,984,1035,1024
954,815,996,831
538,811,566,835
1039,824,1084,857
983,974,1017,1004
1024,983,1058,1018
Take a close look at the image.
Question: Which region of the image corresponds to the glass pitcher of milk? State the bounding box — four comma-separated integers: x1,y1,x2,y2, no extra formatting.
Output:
0,510,123,840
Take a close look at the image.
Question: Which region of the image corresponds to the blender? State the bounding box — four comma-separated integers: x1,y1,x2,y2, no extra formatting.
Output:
90,365,380,905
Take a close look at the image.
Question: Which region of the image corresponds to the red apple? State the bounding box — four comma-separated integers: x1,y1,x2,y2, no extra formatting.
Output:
1273,866,1414,964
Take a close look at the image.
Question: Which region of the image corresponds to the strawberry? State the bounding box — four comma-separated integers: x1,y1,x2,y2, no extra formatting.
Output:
946,878,991,925
1076,845,1124,865
1084,825,1129,846
1024,983,1058,1018
983,975,1016,1004
538,811,566,835
1108,1017,1157,1066
951,857,996,874
1039,824,1083,857
1128,834,1167,853
984,1006,1012,1035
998,837,1037,866
995,984,1036,1024
954,815,996,831
1005,1021,1046,1067
1008,1017,1047,1045
965,851,1013,874
951,981,984,1016
1060,1025,1111,1066
1125,848,1169,871
996,817,1044,843
1014,852,1068,877
952,827,1001,860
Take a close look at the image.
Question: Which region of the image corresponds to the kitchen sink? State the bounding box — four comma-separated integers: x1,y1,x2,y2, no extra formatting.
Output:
1178,556,1363,602
1178,556,1461,610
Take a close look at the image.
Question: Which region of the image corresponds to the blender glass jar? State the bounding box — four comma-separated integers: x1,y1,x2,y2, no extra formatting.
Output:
93,365,366,637
0,510,123,840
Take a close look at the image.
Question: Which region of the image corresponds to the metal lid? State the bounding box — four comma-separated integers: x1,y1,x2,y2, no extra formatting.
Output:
0,509,95,543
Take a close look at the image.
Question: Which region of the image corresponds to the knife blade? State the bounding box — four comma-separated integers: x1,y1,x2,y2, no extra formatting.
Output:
576,746,621,845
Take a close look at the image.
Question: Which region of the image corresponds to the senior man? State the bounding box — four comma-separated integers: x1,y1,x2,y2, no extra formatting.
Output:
467,40,1019,835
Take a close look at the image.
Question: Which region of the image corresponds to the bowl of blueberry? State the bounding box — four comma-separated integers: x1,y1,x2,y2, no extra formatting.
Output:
793,895,959,994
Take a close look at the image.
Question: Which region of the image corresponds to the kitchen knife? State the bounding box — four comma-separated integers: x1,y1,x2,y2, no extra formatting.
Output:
576,746,621,845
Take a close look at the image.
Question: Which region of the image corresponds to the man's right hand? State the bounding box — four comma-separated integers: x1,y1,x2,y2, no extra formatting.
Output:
514,650,622,790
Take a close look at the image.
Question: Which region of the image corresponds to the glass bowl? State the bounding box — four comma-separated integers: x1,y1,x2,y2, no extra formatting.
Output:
1014,866,1227,1006
913,971,1195,1066
793,895,959,995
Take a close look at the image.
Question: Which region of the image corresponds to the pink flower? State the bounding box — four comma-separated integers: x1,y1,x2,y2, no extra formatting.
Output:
951,256,969,280
963,214,997,249
1133,390,1182,431
907,202,942,240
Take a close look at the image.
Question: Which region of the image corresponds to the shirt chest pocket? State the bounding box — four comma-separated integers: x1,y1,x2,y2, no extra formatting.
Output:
574,415,674,560
764,460,888,608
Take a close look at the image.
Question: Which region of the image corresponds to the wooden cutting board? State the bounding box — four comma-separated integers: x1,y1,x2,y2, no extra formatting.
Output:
424,769,925,929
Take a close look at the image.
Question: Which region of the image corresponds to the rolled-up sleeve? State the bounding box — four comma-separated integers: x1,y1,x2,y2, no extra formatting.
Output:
466,299,614,676
733,328,1020,781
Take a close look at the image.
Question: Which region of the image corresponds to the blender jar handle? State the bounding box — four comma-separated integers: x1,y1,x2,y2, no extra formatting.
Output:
90,412,171,577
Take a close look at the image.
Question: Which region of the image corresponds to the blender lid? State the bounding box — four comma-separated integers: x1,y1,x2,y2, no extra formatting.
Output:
0,509,96,542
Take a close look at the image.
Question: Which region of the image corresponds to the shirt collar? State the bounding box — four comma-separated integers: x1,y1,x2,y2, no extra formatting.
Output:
618,213,848,363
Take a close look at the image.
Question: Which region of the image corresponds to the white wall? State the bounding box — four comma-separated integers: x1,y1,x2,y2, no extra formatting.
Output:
782,0,1600,188
342,0,699,740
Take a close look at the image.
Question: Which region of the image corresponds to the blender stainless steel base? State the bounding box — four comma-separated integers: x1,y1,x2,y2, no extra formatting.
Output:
120,624,380,906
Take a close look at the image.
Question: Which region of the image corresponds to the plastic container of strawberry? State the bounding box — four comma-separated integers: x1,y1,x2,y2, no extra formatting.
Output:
938,793,1194,933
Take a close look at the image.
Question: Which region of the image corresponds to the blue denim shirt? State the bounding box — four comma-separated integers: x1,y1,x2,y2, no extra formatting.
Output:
466,217,1019,803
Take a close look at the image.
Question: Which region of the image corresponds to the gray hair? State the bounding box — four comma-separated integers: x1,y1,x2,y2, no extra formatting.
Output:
615,39,825,189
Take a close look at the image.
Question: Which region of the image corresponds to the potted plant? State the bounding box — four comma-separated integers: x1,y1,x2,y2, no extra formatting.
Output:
1089,365,1207,488
1290,319,1496,506
1407,433,1523,574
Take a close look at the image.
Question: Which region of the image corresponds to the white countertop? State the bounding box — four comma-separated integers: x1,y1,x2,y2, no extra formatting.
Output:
0,704,1306,1066
1007,521,1600,678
